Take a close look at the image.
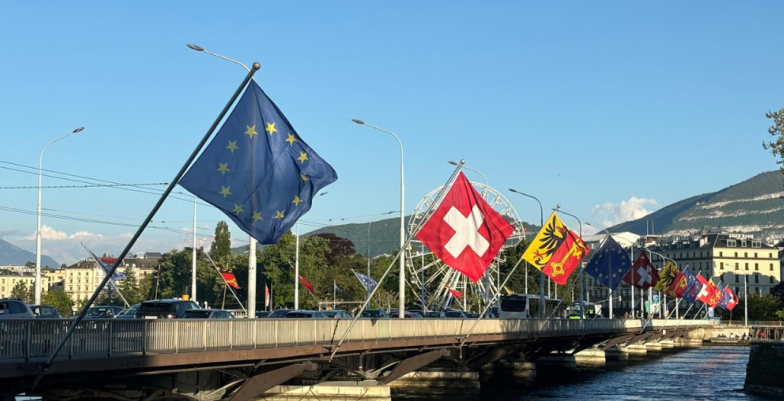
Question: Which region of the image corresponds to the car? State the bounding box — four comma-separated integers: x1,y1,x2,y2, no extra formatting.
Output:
424,311,445,318
29,305,62,319
360,309,389,318
135,300,200,319
115,304,141,319
255,311,271,318
322,310,352,319
181,309,235,319
0,299,34,319
390,312,424,318
444,311,468,318
267,309,292,318
85,306,124,318
464,312,480,318
283,310,327,319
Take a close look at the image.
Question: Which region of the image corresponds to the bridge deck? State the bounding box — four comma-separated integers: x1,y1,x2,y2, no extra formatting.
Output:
0,318,712,379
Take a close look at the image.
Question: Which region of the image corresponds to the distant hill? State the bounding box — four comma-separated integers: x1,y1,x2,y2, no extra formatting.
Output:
231,215,542,258
611,171,784,242
0,239,60,268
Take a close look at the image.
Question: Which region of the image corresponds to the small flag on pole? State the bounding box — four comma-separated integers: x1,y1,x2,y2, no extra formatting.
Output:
583,235,631,290
178,80,338,245
334,283,342,293
265,284,270,308
353,270,378,292
299,275,315,295
447,286,464,298
221,272,241,290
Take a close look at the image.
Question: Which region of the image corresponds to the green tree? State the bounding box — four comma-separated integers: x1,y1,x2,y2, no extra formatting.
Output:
211,221,233,267
721,294,783,321
763,108,784,178
10,281,32,303
41,288,74,317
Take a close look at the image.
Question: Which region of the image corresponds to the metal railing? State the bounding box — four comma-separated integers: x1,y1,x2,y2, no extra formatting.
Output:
0,318,712,363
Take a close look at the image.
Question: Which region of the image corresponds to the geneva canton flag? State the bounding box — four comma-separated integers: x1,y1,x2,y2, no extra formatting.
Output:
180,81,337,244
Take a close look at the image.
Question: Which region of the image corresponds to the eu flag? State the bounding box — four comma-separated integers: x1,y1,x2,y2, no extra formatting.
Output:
681,270,703,303
179,81,337,244
583,235,631,290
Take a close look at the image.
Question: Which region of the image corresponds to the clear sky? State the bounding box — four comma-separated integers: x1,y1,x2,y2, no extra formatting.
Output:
1,2,783,264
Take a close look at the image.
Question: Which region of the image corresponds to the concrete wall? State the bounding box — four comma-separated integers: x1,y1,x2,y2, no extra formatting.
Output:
703,327,749,339
744,343,784,397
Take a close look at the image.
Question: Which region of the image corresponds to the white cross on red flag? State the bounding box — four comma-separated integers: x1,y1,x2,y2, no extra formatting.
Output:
622,249,660,289
415,172,515,282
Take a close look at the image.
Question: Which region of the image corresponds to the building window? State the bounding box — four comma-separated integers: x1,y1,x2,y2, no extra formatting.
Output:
699,262,702,269
771,253,774,259
745,263,749,270
754,252,758,258
771,263,774,271
727,239,737,247
735,276,739,283
755,275,759,283
720,251,723,257
720,262,724,270
755,263,759,271
735,252,738,257
735,263,739,270
745,252,748,258
771,277,775,284
735,287,740,294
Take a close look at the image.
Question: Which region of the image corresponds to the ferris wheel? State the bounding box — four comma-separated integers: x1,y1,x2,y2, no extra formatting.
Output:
406,181,527,311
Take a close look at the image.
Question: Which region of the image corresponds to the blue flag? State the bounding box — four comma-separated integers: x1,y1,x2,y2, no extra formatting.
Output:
717,284,730,310
180,80,337,244
334,283,342,293
583,235,631,290
353,270,377,292
681,270,703,303
82,243,126,282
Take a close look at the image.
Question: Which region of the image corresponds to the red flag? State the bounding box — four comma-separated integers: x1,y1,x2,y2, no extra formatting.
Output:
623,250,660,289
265,284,270,308
725,286,739,311
447,286,464,298
521,212,589,285
416,173,515,283
665,271,688,298
696,274,719,307
299,275,315,295
221,272,241,290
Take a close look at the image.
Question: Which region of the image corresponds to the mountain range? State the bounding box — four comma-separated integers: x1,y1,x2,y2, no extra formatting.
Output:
0,238,60,268
611,171,784,242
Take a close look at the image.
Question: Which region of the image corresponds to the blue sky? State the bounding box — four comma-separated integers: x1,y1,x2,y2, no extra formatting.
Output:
1,2,783,264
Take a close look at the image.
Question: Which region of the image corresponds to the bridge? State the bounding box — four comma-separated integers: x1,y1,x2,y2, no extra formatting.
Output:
0,318,713,401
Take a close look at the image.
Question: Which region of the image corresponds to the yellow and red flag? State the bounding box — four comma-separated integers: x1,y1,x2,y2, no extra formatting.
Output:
654,261,678,293
221,272,241,290
522,211,589,285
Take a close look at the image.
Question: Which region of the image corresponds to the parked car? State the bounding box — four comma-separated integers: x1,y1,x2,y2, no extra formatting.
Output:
444,311,468,318
85,306,124,318
30,305,62,319
322,310,352,319
267,309,292,318
255,311,271,318
181,309,235,319
464,312,480,318
115,304,140,319
424,311,445,318
0,299,34,319
135,300,200,319
360,309,389,318
390,311,424,318
284,310,327,319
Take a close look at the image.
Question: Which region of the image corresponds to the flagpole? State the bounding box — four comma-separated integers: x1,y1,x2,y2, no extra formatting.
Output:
333,279,336,309
744,274,748,327
507,189,545,319
33,63,260,389
330,160,465,361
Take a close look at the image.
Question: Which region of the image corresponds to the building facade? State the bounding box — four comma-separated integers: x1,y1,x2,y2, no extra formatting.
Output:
63,254,160,303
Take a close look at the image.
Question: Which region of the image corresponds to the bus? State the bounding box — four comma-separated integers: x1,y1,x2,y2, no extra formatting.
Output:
498,294,566,319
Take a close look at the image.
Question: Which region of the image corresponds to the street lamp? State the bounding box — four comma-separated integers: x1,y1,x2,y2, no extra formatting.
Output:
294,192,327,309
187,43,259,316
353,119,406,318
36,127,84,304
448,161,490,311
558,209,583,319
508,188,546,318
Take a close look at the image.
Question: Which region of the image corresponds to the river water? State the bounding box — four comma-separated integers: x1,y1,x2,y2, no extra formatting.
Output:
394,346,774,401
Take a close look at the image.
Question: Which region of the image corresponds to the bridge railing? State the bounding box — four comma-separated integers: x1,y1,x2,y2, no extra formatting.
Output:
0,318,712,362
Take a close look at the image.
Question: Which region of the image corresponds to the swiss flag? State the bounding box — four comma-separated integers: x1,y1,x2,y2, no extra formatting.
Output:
696,274,718,307
416,172,515,282
623,250,660,289
725,286,739,311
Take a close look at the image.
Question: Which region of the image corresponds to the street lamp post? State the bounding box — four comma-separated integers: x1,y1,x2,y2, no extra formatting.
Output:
353,119,406,318
558,209,583,319
187,43,258,316
508,189,545,318
36,127,84,304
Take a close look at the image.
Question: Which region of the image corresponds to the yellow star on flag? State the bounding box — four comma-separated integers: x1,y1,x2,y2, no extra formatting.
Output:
292,195,302,206
217,162,230,175
245,125,258,138
300,174,309,182
232,204,244,215
298,152,308,164
252,212,263,222
265,122,277,135
226,140,239,153
219,186,232,198
286,133,297,146
274,210,285,219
